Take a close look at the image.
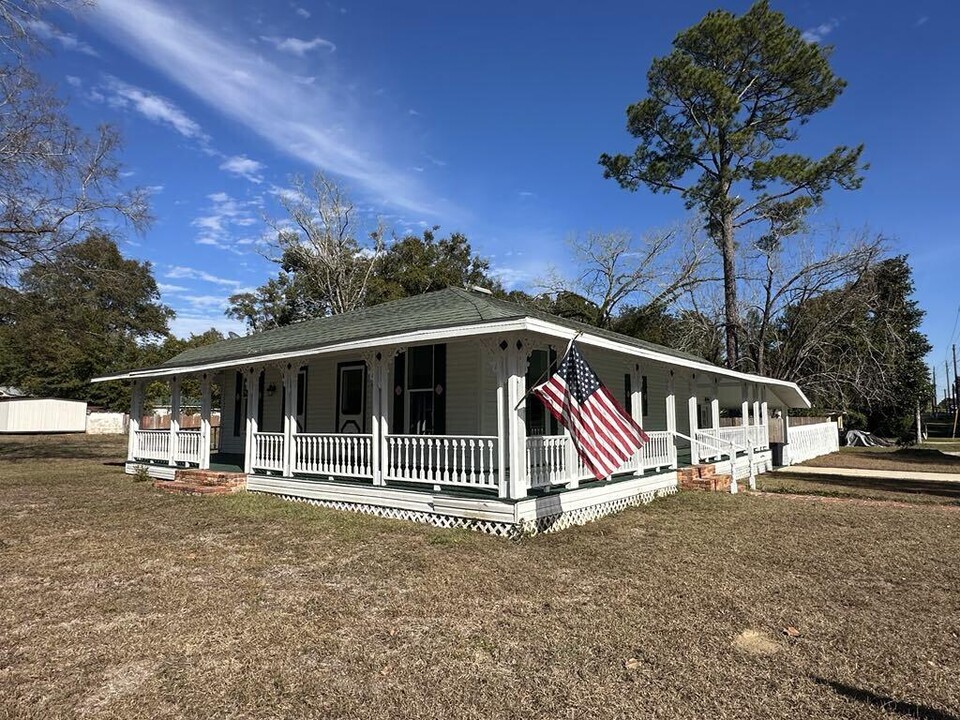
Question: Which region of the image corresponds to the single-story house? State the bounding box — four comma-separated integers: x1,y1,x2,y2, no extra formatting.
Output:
94,287,837,535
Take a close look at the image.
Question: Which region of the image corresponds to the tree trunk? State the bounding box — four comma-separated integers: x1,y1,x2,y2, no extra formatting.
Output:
721,211,738,369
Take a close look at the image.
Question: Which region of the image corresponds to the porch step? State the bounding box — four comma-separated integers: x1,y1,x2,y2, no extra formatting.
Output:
154,469,246,496
173,468,247,486
678,463,735,493
153,480,244,496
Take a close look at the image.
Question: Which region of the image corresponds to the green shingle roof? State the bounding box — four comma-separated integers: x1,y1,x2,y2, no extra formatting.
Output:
156,287,710,371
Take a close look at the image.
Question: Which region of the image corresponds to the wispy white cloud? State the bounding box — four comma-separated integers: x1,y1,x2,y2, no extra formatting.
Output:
518,190,535,198
26,19,98,56
96,76,207,140
916,15,929,26
65,75,83,88
219,155,265,183
166,265,245,287
157,282,189,293
88,0,442,216
191,192,261,251
294,5,311,19
260,35,336,56
802,19,840,44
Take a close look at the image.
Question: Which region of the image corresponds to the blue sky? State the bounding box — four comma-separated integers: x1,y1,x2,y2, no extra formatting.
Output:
33,0,960,382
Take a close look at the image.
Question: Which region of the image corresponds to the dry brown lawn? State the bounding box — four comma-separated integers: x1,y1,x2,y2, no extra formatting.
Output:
2,434,959,720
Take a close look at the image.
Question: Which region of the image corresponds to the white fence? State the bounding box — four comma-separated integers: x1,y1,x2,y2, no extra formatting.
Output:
787,422,840,464
133,430,170,462
385,434,499,489
294,433,373,479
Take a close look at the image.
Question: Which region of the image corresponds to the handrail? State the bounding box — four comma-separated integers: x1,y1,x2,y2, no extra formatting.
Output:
671,429,754,493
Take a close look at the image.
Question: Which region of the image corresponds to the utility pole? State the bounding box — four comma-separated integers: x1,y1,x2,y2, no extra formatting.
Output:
953,345,959,439
947,360,953,413
931,366,938,414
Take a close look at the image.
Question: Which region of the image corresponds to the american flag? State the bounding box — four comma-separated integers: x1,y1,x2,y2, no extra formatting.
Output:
531,341,649,480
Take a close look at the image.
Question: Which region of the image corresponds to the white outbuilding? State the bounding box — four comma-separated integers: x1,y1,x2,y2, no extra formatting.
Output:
0,397,88,433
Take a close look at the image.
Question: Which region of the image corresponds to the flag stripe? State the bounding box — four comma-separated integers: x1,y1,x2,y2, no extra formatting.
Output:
536,383,621,473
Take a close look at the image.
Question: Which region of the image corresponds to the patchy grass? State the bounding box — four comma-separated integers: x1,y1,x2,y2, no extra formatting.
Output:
2,434,959,720
800,445,960,474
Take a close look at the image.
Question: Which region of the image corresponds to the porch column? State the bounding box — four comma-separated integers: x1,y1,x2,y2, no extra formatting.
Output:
168,376,181,467
687,373,700,465
494,351,508,498
630,362,644,475
506,339,528,499
710,377,721,430
244,367,261,474
199,374,212,470
666,371,677,468
740,381,750,445
752,388,761,449
371,352,386,487
630,363,644,427
126,379,144,462
760,387,769,448
378,352,392,487
282,363,297,477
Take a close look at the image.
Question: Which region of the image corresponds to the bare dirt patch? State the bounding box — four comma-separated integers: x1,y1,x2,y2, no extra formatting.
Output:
2,434,959,719
800,446,960,474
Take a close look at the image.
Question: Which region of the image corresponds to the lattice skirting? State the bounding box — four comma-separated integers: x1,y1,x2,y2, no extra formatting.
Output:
256,485,678,539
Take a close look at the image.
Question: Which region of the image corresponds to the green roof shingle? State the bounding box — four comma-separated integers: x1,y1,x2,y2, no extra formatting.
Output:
155,287,709,371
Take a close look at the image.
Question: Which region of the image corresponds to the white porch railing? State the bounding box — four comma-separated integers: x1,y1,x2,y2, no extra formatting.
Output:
133,429,169,462
174,429,203,465
252,432,285,473
526,435,591,488
696,425,768,460
787,422,839,464
385,434,499,489
294,433,373,479
642,431,674,470
526,430,674,488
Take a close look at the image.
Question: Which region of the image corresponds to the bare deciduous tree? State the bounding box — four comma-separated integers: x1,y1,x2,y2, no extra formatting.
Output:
0,0,150,283
741,229,886,376
266,172,385,316
540,222,711,329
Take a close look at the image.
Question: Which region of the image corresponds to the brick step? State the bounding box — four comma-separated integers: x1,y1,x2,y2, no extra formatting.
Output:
679,469,733,492
153,480,243,496
173,469,247,486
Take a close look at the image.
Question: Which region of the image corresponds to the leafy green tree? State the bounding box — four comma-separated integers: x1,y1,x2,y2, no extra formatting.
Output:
0,235,171,408
227,272,325,333
228,227,502,331
599,0,865,368
772,256,930,437
365,228,500,306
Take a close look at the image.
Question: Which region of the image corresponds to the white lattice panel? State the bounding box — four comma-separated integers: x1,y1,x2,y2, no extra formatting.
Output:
256,485,677,539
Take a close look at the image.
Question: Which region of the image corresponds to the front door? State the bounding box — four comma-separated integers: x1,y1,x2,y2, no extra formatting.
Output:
337,362,366,433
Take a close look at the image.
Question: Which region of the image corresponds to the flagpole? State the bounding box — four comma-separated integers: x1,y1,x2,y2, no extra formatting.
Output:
512,332,581,411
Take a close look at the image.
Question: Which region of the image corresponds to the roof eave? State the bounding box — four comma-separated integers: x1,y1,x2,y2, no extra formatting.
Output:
92,315,813,409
